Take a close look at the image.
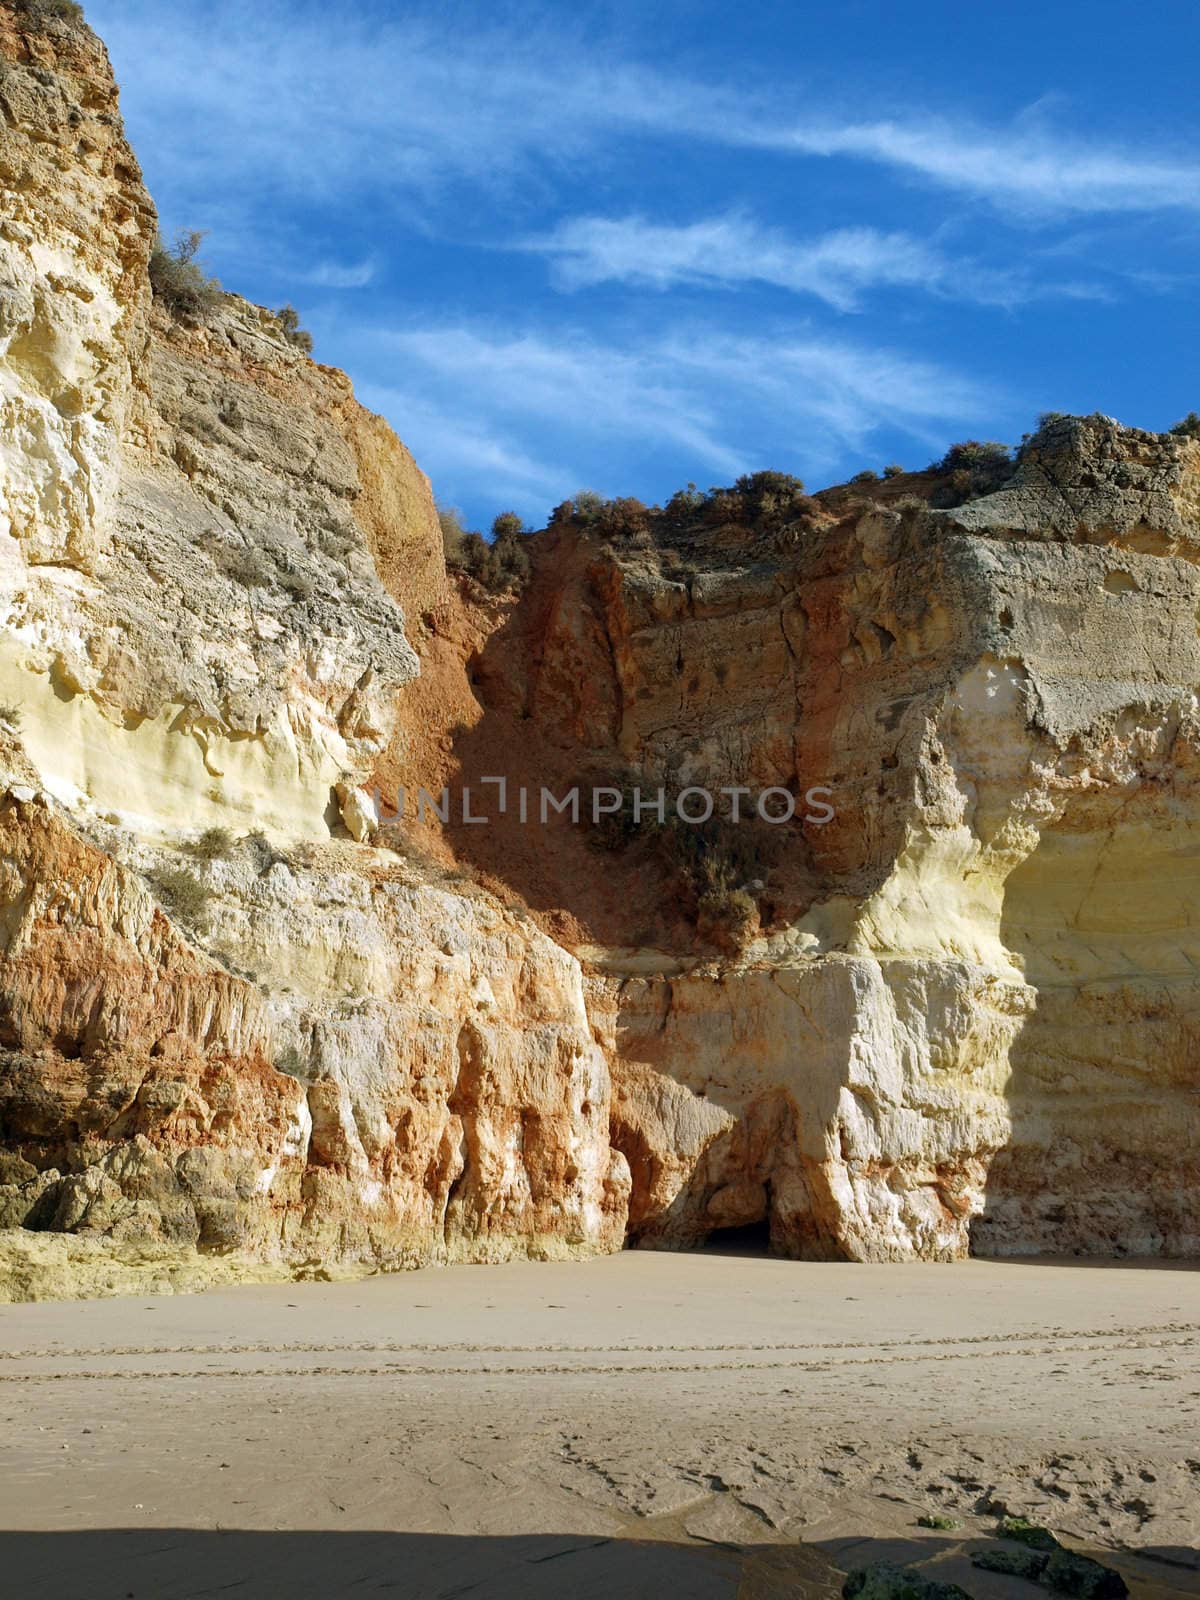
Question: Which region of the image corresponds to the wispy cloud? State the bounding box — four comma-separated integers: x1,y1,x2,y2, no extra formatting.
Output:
522,214,1102,310
82,0,1195,526
89,0,1200,221
383,325,746,479
356,383,573,511
764,118,1200,216
345,318,999,520
302,259,377,290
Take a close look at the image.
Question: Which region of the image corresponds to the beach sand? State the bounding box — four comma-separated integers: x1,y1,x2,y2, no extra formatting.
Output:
0,1250,1196,1597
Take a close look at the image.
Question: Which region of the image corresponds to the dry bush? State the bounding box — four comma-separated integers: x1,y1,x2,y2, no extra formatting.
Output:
222,546,275,589
149,230,224,323
595,497,651,541
443,512,533,593
186,826,235,861
928,439,1013,508
11,0,84,25
696,887,760,951
152,866,212,928
587,776,775,950
552,473,816,555
274,304,313,353
439,505,467,562
243,829,290,873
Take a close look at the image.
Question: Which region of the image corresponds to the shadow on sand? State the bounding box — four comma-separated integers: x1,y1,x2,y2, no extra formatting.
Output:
0,1528,843,1600
4,1527,1197,1599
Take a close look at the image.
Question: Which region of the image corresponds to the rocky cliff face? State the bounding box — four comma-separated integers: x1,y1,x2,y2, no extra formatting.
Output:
419,421,1200,1262
0,2,1196,1299
0,2,626,1297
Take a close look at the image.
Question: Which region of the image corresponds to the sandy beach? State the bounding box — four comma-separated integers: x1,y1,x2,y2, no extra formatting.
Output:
0,1251,1196,1597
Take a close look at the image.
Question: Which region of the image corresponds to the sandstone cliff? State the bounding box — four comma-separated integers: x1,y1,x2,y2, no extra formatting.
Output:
0,2,627,1297
426,423,1200,1260
0,1,1196,1299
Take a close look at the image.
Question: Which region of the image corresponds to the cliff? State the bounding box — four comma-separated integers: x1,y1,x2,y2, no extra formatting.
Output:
0,2,1196,1298
0,2,627,1297
400,419,1200,1262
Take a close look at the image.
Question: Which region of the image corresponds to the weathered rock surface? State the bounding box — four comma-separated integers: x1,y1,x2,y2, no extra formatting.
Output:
1,1,1197,1294
0,7,443,844
0,1,626,1288
430,421,1200,1260
0,781,628,1272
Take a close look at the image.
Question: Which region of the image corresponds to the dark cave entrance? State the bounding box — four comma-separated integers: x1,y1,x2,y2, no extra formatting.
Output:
698,1218,773,1256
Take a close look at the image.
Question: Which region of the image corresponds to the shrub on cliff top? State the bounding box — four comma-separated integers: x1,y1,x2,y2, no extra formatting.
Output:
549,493,650,542
274,303,313,354
548,472,816,555
490,511,526,541
149,230,224,324
596,497,651,541
733,470,808,525
663,482,705,520
929,439,1013,509
441,508,534,594
934,440,1012,474
1169,411,1200,440
11,0,84,24
491,526,533,588
549,490,604,527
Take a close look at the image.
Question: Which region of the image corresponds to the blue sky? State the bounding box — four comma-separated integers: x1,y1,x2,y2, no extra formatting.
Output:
87,0,1200,530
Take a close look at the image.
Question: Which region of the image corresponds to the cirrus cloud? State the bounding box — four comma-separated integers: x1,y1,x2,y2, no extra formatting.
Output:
522,214,1106,310
343,317,1002,521
87,0,1200,221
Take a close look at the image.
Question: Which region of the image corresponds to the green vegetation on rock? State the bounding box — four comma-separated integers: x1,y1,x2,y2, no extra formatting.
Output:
843,1562,972,1600
997,1515,1061,1552
273,303,313,353
441,507,534,593
10,0,84,26
928,438,1014,508
151,865,213,928
973,1546,1049,1580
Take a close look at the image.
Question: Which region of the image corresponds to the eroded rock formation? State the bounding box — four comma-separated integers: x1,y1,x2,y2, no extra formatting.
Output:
0,1,1196,1297
416,422,1200,1261
0,2,626,1294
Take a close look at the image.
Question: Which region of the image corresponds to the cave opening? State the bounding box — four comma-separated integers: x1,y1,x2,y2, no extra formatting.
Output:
698,1218,773,1256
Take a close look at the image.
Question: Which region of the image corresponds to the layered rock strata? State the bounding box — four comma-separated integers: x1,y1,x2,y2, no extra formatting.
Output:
1,2,1197,1296
430,418,1200,1259
0,3,626,1288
